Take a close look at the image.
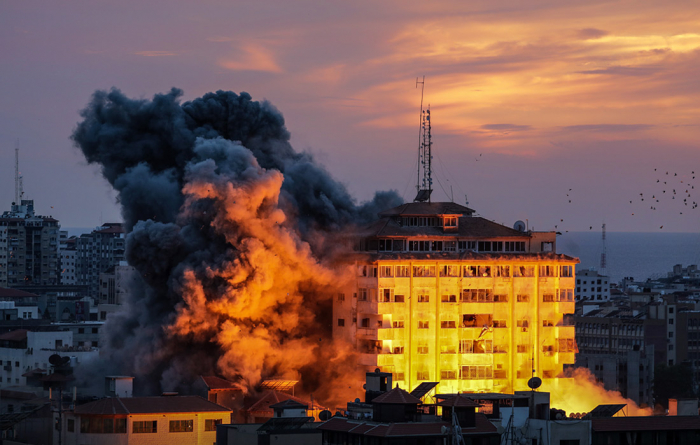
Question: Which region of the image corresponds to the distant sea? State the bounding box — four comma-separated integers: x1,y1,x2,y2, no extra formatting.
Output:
558,232,700,283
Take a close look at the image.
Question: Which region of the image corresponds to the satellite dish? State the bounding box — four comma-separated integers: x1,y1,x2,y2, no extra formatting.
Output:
497,426,505,434
319,410,332,421
441,426,448,434
527,377,542,390
514,220,526,232
61,356,71,365
375,368,381,373
354,398,361,403
48,354,62,366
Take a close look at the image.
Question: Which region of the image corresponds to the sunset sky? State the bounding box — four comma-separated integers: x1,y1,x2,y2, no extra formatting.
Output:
1,0,699,232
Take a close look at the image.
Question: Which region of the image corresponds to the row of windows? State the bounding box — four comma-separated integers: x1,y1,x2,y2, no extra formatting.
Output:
354,288,574,303
361,264,573,278
398,367,558,381
345,316,572,330
368,238,528,253
76,418,221,434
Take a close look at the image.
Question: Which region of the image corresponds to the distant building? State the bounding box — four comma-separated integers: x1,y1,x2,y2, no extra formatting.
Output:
576,269,610,301
0,328,98,389
75,223,125,297
97,262,136,320
59,236,77,285
61,395,231,445
0,200,60,288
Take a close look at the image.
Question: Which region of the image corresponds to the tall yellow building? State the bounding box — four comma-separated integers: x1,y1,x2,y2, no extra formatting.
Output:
335,202,578,394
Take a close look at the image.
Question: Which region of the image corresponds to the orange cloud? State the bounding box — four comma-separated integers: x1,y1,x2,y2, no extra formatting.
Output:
218,43,282,73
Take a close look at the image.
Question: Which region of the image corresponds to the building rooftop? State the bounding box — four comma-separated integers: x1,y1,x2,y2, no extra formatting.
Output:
0,288,39,299
200,375,243,391
372,387,421,405
270,399,308,409
592,416,700,432
74,396,231,415
354,251,578,263
362,215,529,239
0,329,28,342
247,391,323,413
378,202,475,217
319,414,497,437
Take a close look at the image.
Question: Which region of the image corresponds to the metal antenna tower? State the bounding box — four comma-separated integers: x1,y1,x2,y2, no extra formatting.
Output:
600,223,607,276
14,139,20,205
414,76,433,202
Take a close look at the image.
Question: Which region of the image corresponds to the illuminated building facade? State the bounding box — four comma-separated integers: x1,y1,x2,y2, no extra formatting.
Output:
335,202,578,394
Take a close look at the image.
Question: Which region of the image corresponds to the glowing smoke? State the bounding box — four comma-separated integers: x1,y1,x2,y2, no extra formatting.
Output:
72,88,402,403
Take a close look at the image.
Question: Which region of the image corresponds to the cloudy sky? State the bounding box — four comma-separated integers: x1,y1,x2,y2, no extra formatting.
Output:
1,0,699,232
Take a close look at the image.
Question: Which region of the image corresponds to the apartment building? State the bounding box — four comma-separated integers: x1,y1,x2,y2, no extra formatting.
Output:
0,200,60,287
336,202,579,394
75,223,125,297
576,269,610,301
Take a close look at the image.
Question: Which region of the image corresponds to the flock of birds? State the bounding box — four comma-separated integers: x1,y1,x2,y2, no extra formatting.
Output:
555,169,698,232
627,169,697,229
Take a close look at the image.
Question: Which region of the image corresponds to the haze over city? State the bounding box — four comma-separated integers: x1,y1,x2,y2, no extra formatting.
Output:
2,0,700,232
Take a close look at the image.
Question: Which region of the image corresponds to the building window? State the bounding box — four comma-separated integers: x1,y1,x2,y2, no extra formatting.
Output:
67,419,74,432
539,265,556,277
458,241,476,251
361,318,370,328
441,294,457,303
417,344,429,354
493,320,507,328
494,294,508,302
444,216,457,227
337,319,345,327
542,294,555,302
513,266,534,277
462,314,492,328
379,266,393,277
417,293,429,303
413,265,436,277
560,265,573,277
205,419,222,431
417,370,429,380
441,370,457,379
669,319,674,325
380,288,394,302
358,289,368,301
395,266,410,277
478,241,492,252
78,328,84,334
516,294,529,302
495,266,510,277
440,265,460,277
517,345,529,353
459,339,492,354
395,294,405,303
169,420,194,433
460,365,492,380
336,293,345,301
133,420,158,433
440,320,457,329
418,321,429,329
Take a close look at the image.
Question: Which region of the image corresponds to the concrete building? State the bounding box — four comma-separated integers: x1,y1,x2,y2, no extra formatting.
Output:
60,236,77,285
97,262,136,320
75,223,125,297
0,200,60,288
0,328,98,389
60,395,231,445
337,202,578,394
576,268,610,301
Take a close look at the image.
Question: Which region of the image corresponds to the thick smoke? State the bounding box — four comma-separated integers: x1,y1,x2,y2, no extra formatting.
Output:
72,88,402,403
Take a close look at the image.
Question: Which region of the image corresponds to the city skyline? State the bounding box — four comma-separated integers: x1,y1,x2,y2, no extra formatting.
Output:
2,1,700,232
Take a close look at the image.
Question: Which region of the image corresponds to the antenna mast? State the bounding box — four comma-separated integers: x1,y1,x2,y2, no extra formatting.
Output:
14,139,20,205
600,223,607,276
414,76,433,202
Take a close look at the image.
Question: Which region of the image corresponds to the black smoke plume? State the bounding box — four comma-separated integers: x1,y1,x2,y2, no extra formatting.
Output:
72,88,402,402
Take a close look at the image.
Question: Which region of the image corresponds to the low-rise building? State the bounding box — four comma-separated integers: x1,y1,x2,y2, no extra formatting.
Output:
60,395,231,445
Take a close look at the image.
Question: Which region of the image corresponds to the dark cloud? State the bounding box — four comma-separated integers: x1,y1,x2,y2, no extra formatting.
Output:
480,124,532,131
576,28,609,40
560,124,653,133
576,66,661,76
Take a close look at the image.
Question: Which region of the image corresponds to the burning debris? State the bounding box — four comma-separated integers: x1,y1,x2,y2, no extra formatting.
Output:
71,88,401,404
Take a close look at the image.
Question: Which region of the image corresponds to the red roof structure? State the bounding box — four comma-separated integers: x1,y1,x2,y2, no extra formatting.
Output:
0,288,39,299
371,387,421,405
246,391,324,413
75,396,231,415
0,330,28,342
200,375,244,391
